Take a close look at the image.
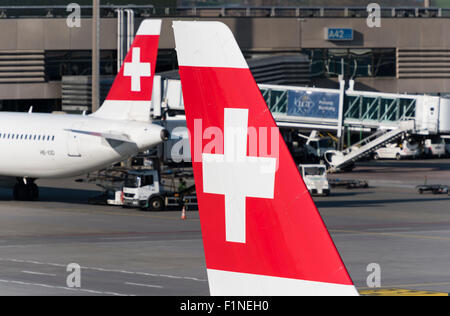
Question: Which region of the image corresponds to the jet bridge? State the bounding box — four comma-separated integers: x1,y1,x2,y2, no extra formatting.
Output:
259,84,422,132
154,77,450,146
260,84,449,135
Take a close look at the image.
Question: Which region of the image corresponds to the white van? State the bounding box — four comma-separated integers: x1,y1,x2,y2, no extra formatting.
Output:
374,141,420,160
442,137,450,156
424,138,446,157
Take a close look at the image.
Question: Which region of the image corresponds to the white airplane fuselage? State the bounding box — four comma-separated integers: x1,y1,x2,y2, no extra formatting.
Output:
0,112,164,179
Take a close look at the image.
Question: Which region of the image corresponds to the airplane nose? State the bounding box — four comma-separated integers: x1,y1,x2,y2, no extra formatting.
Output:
160,128,170,142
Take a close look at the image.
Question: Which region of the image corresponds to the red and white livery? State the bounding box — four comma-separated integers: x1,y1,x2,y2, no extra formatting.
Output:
173,21,358,296
0,19,167,201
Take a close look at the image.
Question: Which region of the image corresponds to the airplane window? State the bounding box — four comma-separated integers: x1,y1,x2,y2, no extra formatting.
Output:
33,135,36,140
47,136,50,141
52,136,55,141
38,135,41,140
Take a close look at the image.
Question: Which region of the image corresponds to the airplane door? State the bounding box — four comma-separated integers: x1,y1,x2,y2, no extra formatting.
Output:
67,124,83,157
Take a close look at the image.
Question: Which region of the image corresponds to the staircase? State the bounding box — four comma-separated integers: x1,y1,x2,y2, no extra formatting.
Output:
326,120,415,171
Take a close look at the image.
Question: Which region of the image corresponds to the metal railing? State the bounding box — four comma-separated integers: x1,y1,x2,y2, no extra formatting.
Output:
0,5,447,19
0,5,154,19
176,6,445,18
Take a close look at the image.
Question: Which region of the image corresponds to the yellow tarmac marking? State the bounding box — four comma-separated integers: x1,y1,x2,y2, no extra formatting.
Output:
360,288,448,296
359,281,450,290
331,229,450,241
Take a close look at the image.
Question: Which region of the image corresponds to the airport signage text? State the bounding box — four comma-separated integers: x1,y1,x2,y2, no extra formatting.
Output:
325,28,354,41
287,90,340,120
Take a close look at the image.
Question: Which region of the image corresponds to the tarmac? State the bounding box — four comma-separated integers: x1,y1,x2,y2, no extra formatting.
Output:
0,159,449,296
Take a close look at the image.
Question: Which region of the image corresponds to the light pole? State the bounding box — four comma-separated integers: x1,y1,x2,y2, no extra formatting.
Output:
92,0,100,113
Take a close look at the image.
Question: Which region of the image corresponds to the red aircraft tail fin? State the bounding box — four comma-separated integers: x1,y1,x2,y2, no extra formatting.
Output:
173,21,358,296
93,19,161,122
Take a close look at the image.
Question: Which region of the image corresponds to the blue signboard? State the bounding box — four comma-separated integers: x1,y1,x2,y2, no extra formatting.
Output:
287,90,340,120
325,28,353,41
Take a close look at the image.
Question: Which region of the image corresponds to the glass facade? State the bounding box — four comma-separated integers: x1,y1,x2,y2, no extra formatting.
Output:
45,50,117,81
303,48,396,78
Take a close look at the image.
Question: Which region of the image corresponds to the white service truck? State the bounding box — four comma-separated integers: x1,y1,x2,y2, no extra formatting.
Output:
108,169,197,211
299,164,330,196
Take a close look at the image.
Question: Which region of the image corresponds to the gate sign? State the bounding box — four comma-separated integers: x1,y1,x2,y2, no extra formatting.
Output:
287,90,340,120
325,28,353,41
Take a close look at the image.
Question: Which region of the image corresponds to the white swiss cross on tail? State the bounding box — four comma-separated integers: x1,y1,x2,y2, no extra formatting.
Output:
202,108,276,243
124,47,151,92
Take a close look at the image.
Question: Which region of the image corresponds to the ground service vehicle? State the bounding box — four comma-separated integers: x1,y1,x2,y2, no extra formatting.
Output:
121,170,197,211
442,136,450,156
416,184,449,195
298,131,335,162
299,164,330,196
374,141,420,160
424,138,446,157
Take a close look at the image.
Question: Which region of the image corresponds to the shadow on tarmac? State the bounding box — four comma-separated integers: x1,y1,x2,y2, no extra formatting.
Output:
0,187,102,205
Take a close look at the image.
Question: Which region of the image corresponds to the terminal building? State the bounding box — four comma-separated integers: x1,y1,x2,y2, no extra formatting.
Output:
1,4,450,114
